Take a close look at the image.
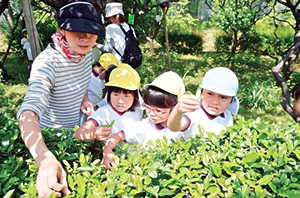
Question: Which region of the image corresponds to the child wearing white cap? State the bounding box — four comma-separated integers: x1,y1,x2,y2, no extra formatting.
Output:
75,64,143,141
168,67,239,140
102,71,185,169
95,2,137,64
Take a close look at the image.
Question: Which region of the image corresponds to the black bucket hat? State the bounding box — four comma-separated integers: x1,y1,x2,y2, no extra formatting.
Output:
58,2,105,37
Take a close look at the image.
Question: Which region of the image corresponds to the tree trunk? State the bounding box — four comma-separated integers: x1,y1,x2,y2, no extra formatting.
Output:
162,6,171,71
272,41,300,122
21,0,42,60
146,37,155,56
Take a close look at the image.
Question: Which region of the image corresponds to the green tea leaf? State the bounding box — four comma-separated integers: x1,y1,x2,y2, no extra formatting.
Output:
242,152,260,164
259,174,273,185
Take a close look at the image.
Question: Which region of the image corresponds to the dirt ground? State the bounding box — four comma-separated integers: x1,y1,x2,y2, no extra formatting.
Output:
202,29,217,52
0,34,8,52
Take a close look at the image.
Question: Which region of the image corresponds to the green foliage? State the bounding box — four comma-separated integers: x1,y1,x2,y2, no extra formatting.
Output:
0,83,27,119
214,34,232,52
254,22,294,57
211,0,272,53
2,111,300,197
0,113,91,197
166,0,200,33
0,39,295,197
3,52,30,84
156,32,203,54
239,81,279,112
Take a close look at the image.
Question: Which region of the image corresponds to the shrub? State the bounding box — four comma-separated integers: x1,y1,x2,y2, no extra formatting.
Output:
214,34,232,52
2,111,300,197
156,32,203,54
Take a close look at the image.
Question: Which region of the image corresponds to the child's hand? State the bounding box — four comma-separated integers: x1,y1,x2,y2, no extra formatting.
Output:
93,126,112,141
102,149,115,169
175,94,200,114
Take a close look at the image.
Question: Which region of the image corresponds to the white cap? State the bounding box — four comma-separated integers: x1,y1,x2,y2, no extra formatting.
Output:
200,67,239,115
201,67,238,97
105,3,124,18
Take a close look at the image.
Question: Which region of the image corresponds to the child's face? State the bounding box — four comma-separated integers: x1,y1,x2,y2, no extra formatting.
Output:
293,99,300,116
61,29,98,55
143,103,171,127
110,91,134,112
93,65,105,76
201,89,233,116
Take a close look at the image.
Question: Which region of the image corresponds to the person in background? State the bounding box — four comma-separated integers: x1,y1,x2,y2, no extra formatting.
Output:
74,64,143,141
17,2,105,197
88,53,119,105
21,28,30,67
23,41,33,70
168,67,239,140
95,2,137,64
292,83,300,116
102,71,186,169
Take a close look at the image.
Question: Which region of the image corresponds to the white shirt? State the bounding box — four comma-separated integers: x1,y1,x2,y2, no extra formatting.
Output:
88,104,143,136
23,42,33,61
103,23,136,64
123,117,184,146
182,106,233,140
21,37,28,46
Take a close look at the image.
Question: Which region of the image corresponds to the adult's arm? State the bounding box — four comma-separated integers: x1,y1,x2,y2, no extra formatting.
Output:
18,110,71,197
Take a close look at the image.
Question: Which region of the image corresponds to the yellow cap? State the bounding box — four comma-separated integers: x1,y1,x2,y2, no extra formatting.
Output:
144,71,185,97
99,53,119,70
105,64,140,90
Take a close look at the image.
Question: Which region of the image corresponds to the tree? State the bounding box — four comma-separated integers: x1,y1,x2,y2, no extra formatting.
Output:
21,0,41,60
271,0,300,122
206,0,273,54
0,1,22,80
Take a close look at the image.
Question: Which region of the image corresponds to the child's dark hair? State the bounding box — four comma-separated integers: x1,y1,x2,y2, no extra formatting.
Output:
144,86,178,109
292,83,300,101
105,64,118,82
92,62,101,68
107,86,139,109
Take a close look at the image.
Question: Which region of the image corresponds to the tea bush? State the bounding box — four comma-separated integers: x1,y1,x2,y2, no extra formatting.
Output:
1,111,300,197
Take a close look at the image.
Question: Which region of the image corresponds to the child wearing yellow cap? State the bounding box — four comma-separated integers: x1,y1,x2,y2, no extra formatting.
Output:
75,64,143,141
88,53,119,105
101,71,185,169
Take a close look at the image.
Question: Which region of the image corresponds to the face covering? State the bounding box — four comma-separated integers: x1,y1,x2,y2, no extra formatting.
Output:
51,32,85,63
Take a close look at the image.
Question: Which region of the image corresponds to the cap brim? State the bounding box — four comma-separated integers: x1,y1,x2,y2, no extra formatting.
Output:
60,18,105,37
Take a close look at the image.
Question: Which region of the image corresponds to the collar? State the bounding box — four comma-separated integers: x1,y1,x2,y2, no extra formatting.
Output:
200,104,225,120
154,123,165,131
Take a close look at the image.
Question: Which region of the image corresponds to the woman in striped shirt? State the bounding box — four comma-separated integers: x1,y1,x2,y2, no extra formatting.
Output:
17,2,105,197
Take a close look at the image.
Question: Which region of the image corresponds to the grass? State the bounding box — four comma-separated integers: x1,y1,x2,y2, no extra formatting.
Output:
0,41,295,126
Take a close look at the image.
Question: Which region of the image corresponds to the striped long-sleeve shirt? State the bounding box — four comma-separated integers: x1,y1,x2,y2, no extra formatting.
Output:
17,44,92,130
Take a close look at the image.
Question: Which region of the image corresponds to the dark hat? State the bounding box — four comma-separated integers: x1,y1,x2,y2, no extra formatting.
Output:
58,2,105,37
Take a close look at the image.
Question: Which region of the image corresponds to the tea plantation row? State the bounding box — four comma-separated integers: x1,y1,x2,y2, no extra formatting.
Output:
1,112,300,197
